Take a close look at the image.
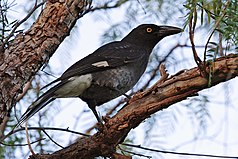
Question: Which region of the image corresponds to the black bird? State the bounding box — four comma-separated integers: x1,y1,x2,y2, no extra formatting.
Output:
17,24,182,126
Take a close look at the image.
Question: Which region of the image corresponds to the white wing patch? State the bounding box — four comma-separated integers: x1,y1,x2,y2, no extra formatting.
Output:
92,61,109,67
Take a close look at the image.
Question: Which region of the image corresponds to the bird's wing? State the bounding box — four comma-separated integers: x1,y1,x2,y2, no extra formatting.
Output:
44,41,147,87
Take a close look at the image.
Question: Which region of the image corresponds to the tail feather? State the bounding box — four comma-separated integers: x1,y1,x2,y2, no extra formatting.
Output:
16,95,56,127
16,80,68,127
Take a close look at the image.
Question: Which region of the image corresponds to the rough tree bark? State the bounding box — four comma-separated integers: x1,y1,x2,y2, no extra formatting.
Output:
32,54,238,159
0,0,90,123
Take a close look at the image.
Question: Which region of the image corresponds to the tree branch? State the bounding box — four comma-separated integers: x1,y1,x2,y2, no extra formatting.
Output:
33,54,238,159
0,0,90,124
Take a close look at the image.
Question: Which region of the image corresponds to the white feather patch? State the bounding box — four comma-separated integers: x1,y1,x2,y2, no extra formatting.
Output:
92,61,109,67
55,74,92,97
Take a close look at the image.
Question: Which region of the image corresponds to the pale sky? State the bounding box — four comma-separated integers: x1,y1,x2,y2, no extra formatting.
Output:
9,1,238,158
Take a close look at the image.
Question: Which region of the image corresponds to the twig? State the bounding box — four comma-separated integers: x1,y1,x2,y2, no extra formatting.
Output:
122,143,238,158
25,122,36,156
0,138,45,146
3,0,46,46
89,0,128,12
16,80,33,102
1,126,89,142
188,8,202,67
118,145,151,158
42,129,64,149
0,1,6,44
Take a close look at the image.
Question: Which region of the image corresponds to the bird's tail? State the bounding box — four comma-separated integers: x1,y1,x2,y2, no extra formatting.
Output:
16,87,57,128
15,79,70,128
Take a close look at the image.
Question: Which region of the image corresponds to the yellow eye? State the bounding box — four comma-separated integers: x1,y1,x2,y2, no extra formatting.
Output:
146,27,153,33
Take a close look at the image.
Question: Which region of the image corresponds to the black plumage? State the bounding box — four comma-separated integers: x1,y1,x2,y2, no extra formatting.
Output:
17,24,182,126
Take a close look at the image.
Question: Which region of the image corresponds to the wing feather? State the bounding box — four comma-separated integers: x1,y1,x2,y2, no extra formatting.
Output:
43,41,147,88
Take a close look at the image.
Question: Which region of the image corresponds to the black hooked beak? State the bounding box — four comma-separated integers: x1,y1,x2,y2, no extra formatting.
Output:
157,26,183,37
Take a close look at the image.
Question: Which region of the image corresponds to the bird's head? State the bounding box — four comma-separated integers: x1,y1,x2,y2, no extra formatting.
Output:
122,24,182,50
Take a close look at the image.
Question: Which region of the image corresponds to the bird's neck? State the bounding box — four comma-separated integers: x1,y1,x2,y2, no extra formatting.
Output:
121,34,158,51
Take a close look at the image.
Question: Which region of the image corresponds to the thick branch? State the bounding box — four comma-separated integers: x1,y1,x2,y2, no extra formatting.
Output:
35,54,238,159
0,0,90,123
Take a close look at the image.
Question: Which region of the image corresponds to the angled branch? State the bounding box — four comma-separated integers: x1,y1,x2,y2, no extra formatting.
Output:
34,54,238,159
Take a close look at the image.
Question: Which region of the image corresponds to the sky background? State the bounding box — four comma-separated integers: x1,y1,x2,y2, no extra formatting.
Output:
8,1,238,158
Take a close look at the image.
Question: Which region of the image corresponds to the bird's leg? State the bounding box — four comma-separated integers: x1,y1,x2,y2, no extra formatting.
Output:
25,121,36,156
86,99,101,122
87,103,105,131
88,106,105,131
89,106,102,123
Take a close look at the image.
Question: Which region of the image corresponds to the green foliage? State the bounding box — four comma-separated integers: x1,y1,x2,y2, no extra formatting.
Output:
220,1,238,46
184,0,238,55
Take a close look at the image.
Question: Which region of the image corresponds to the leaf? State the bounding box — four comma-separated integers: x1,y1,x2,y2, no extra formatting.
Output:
200,2,204,24
206,3,211,23
208,41,218,46
213,0,217,15
183,4,191,9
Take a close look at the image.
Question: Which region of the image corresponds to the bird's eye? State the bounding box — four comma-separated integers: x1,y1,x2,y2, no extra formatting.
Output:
146,27,153,33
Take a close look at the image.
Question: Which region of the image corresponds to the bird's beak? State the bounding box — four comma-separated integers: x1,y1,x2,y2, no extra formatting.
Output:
157,26,183,37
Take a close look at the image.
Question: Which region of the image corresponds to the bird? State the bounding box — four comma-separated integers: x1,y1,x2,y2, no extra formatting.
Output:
17,24,182,126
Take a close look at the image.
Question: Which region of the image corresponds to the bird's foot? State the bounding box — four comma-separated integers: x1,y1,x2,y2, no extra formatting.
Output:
95,115,111,132
96,122,104,132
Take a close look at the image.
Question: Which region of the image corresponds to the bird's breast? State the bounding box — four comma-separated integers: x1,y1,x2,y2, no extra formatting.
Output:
93,63,146,91
93,69,126,90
